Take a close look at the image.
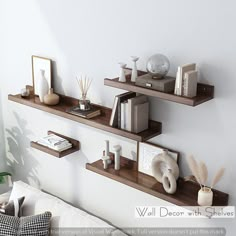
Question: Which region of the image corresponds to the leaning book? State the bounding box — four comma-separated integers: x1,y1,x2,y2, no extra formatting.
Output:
67,106,101,119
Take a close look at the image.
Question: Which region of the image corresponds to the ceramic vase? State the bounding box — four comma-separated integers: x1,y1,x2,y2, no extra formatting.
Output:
44,88,60,105
118,63,127,82
198,187,213,206
38,69,49,103
131,56,139,82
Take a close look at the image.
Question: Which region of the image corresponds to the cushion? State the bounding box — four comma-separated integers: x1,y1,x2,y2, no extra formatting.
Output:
0,196,25,217
0,211,52,236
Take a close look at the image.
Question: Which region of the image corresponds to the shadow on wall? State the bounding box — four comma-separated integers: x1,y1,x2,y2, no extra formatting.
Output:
6,112,40,187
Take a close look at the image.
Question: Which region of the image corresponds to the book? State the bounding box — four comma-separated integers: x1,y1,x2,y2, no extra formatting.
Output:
127,95,148,132
175,63,196,96
133,102,149,133
37,139,72,151
40,134,69,147
183,70,198,98
109,92,136,128
67,106,101,119
121,101,128,130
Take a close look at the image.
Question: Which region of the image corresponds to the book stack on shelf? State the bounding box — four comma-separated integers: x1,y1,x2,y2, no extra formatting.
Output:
37,133,72,152
67,106,101,119
110,92,149,133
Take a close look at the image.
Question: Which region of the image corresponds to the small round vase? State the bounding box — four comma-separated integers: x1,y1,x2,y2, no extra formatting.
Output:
43,88,60,105
198,187,213,206
38,69,49,103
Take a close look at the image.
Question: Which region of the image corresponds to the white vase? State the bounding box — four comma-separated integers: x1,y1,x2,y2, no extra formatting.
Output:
118,63,127,82
131,56,139,82
198,187,213,206
38,69,49,103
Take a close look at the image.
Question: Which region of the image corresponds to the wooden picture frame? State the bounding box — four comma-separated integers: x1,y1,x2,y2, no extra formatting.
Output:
32,55,52,95
138,142,180,177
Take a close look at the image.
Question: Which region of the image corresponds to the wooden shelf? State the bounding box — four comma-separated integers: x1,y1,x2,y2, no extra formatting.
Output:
31,131,80,158
86,156,228,206
104,69,214,106
8,93,162,142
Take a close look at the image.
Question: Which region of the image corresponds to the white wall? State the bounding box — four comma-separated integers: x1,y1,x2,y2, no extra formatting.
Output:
1,0,235,234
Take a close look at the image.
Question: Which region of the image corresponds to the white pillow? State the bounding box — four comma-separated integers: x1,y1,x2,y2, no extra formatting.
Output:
9,181,114,230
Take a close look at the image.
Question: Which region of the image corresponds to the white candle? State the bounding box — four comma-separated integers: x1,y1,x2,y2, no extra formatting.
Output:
198,187,213,206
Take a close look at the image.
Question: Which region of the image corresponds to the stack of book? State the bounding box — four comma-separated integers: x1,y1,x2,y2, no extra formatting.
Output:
110,92,149,133
67,106,101,119
174,63,198,98
37,134,72,152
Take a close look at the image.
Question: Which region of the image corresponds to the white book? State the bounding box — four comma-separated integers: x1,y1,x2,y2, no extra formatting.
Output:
174,67,181,95
121,101,128,130
37,140,72,151
40,134,69,147
183,70,198,98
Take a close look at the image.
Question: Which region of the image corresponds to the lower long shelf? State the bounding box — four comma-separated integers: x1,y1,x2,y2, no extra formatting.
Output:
86,157,229,206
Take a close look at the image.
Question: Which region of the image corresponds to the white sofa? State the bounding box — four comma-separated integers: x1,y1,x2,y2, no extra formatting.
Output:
3,181,126,236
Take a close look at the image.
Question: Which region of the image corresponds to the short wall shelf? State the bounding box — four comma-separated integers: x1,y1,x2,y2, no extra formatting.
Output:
104,69,214,106
86,156,228,206
8,93,162,142
31,131,80,158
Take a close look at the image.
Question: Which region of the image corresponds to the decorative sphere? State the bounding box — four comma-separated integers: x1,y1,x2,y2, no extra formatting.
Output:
146,54,170,79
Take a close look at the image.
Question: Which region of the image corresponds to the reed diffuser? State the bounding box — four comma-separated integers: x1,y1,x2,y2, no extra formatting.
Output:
76,76,92,111
187,155,225,206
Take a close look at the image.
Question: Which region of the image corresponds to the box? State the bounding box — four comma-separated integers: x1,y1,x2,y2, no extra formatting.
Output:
135,74,176,93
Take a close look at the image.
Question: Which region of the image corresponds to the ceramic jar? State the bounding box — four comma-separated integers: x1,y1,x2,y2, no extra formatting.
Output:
44,88,60,105
198,187,213,206
38,69,49,103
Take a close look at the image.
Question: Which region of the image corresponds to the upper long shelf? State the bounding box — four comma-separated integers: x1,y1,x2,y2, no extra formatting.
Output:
8,93,162,142
104,69,214,106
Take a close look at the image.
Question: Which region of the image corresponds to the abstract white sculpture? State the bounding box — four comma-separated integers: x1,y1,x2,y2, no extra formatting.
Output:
113,145,121,170
131,56,139,82
118,63,127,82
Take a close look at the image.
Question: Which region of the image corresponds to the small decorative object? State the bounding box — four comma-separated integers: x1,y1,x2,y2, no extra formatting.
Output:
105,140,110,156
32,55,52,96
102,156,110,169
113,145,121,170
131,56,139,82
146,54,170,79
151,149,179,194
37,69,49,103
76,76,92,111
43,88,60,105
138,142,179,177
174,63,196,96
20,88,30,98
118,63,127,82
186,155,225,206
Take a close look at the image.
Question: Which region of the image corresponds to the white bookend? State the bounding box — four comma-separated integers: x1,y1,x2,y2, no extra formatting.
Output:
133,102,149,133
127,95,148,132
180,63,196,96
183,70,198,98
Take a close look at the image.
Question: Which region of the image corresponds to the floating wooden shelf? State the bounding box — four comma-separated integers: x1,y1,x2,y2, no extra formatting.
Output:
86,156,228,206
104,69,214,106
30,131,80,158
8,93,162,142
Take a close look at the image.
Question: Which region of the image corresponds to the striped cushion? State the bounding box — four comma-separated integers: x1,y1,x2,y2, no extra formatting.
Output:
0,211,52,236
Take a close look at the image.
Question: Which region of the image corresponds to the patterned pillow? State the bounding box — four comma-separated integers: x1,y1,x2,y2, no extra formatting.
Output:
0,197,25,217
0,211,52,236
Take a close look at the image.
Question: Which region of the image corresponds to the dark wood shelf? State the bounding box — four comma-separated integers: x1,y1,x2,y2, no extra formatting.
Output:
104,69,214,106
31,131,80,158
86,156,228,206
8,93,162,142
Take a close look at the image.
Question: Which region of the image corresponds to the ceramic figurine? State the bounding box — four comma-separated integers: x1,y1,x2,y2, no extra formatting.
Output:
131,56,139,82
118,63,127,82
44,88,60,105
113,145,121,170
38,69,49,103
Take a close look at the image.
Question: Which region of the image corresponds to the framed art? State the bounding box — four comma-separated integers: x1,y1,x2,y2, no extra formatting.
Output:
32,55,52,95
138,142,179,177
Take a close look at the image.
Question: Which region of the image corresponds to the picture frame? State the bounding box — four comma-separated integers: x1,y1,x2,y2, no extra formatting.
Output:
32,55,52,96
138,142,180,177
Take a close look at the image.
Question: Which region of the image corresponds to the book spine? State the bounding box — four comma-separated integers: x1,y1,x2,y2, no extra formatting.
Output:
121,102,126,130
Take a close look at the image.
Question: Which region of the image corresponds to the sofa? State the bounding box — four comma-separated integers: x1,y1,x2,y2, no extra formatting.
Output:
1,181,127,236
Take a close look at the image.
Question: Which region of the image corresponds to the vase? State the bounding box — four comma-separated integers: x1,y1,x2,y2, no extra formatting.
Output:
131,56,139,82
118,63,127,82
198,187,213,206
43,88,60,105
38,69,49,103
